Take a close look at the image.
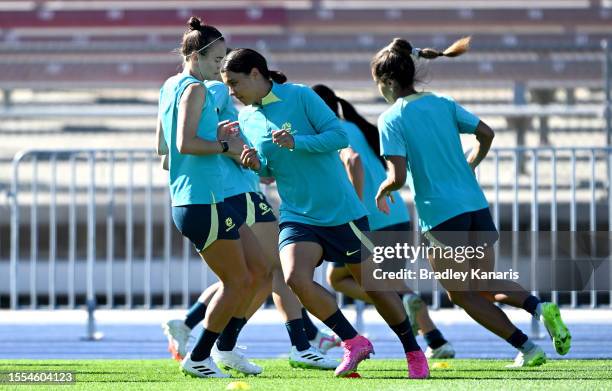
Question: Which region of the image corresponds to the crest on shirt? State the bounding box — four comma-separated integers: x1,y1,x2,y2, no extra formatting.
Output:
281,122,296,135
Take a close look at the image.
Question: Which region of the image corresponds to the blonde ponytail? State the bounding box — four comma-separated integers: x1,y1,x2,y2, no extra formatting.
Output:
415,36,471,59
440,36,471,57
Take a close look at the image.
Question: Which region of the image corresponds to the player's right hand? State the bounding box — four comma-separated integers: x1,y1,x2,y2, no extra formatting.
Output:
240,145,261,171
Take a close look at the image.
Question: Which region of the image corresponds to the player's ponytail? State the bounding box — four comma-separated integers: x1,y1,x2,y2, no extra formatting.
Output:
269,70,288,84
418,36,471,59
336,97,385,167
312,84,386,168
371,36,471,87
222,48,287,84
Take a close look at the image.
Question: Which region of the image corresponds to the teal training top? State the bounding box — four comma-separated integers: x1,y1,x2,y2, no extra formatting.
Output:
378,92,489,231
205,80,260,197
159,73,224,206
239,82,367,226
341,120,410,230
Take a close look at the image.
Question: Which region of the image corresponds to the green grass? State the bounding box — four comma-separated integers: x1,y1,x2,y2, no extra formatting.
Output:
1,359,611,390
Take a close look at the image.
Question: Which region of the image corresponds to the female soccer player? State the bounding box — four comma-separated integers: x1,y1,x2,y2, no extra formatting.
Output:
312,84,455,359
156,17,272,378
371,36,571,367
161,23,338,371
222,48,429,379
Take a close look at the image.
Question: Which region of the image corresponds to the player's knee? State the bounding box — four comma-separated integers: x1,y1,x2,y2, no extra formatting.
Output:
284,272,308,294
251,263,272,287
284,272,298,290
225,272,253,292
326,271,337,290
262,261,275,280
326,266,345,291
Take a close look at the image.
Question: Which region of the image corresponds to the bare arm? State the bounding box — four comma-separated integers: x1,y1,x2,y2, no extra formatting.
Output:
156,116,170,170
379,155,407,193
375,155,407,213
466,120,494,170
161,154,169,171
156,116,168,156
339,147,364,200
176,83,238,155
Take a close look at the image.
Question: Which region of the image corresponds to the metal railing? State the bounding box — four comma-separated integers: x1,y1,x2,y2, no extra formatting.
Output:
7,148,178,311
4,147,612,312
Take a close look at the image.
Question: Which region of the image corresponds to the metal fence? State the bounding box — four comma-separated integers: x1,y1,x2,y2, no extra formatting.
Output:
4,147,612,312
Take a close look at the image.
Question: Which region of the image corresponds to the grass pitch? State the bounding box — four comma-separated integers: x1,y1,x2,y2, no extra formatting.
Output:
1,359,611,390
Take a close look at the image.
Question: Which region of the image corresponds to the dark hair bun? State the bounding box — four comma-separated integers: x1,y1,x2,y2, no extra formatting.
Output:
390,38,413,55
187,16,202,31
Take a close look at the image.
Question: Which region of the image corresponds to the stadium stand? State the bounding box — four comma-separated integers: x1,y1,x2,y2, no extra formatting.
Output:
0,0,609,88
0,0,607,148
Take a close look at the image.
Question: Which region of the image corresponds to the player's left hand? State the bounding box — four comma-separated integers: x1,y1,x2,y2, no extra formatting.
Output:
272,129,295,149
226,135,247,157
375,187,394,215
217,120,240,140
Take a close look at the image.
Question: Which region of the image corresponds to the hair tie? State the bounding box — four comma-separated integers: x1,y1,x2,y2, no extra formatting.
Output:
411,47,421,56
